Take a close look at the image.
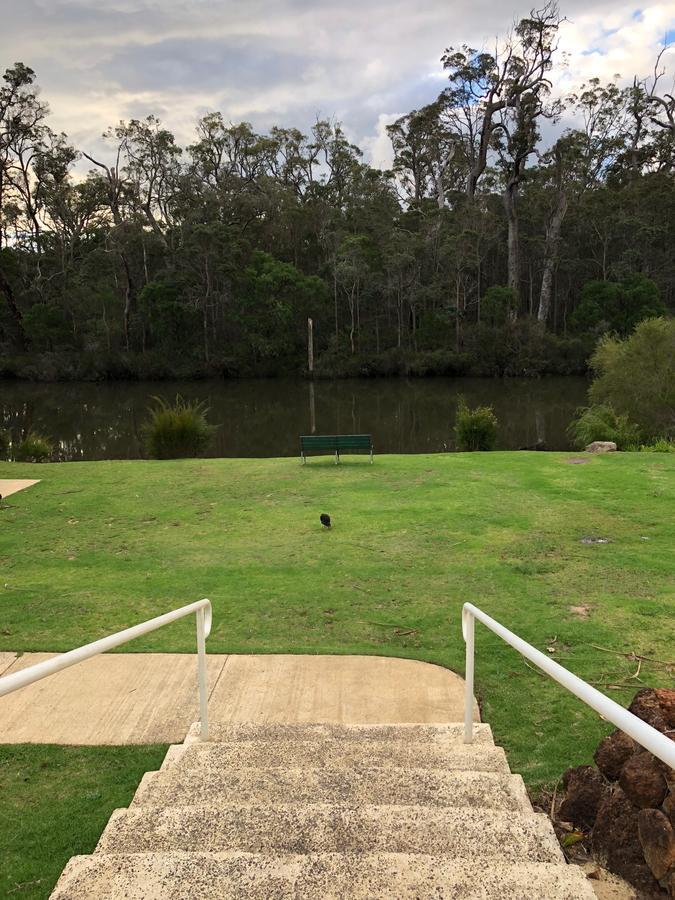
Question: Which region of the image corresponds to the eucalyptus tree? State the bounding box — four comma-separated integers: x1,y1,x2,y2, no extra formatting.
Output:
0,63,67,345
387,98,460,206
645,47,675,140
440,3,561,201
536,79,631,324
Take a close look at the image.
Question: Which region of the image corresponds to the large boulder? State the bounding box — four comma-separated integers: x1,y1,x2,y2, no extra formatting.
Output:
629,689,675,734
585,441,617,453
663,791,675,829
619,752,669,809
654,690,675,729
595,730,638,781
593,786,664,896
638,809,675,885
559,765,607,829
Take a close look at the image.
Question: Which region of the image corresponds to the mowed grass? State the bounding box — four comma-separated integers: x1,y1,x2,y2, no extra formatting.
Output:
0,744,167,899
1,452,673,790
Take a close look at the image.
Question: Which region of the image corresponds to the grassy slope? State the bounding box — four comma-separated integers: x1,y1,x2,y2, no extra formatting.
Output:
1,452,673,789
0,744,167,899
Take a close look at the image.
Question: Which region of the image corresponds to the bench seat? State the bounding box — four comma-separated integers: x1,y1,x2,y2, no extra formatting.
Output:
300,434,373,464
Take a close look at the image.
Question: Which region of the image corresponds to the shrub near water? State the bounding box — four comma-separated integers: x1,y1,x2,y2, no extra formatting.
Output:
639,439,675,452
568,404,640,450
15,432,53,462
454,399,498,451
143,395,215,459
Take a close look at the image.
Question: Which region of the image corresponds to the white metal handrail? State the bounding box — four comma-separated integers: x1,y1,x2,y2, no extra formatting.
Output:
462,602,675,768
0,599,213,741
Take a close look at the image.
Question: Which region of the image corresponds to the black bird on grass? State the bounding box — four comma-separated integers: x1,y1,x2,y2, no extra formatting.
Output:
320,513,331,528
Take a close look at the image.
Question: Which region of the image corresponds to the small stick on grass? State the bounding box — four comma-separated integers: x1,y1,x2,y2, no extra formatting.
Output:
550,775,562,819
524,659,545,677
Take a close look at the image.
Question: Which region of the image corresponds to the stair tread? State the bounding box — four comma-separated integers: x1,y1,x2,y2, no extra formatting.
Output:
97,802,562,861
186,722,494,746
167,739,510,772
132,766,531,812
52,852,596,899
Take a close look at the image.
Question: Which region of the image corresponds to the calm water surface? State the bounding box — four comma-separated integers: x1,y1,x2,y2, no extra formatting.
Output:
0,377,589,461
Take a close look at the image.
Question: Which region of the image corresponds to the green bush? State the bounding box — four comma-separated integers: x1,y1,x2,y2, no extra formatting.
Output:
588,318,674,440
481,286,517,327
454,399,498,451
15,433,53,462
0,431,9,459
571,275,665,337
568,404,640,450
143,395,215,459
639,439,675,453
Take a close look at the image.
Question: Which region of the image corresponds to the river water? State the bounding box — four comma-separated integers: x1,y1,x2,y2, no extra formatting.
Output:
0,376,589,460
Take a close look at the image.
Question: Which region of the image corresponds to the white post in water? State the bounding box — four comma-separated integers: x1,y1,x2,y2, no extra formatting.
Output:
463,607,475,743
196,606,209,741
307,317,314,373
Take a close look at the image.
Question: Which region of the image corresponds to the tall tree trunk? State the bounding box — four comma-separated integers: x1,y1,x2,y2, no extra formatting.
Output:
203,254,211,363
537,191,568,324
348,285,356,354
120,253,136,352
503,179,520,305
333,261,339,346
0,266,26,349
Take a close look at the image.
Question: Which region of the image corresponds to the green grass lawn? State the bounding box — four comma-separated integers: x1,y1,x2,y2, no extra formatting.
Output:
0,452,673,895
0,744,167,899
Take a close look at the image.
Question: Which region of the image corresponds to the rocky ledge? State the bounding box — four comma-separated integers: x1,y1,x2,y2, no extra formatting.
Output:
557,689,675,898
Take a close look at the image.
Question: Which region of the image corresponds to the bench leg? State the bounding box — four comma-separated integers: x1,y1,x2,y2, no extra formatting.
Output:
370,448,373,464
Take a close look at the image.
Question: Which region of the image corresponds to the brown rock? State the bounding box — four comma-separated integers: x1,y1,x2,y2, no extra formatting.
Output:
638,808,675,883
663,791,675,829
596,730,638,781
654,690,675,729
559,765,607,829
593,787,663,896
629,689,671,734
593,787,643,869
620,752,669,809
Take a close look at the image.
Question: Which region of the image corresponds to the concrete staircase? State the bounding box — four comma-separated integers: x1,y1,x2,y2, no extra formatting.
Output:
51,722,595,898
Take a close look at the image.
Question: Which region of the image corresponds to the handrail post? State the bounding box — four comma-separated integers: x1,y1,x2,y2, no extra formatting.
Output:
463,608,475,744
196,607,209,741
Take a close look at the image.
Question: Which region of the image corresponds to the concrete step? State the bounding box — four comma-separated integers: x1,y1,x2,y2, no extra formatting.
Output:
131,766,531,812
51,852,596,899
162,738,510,773
96,803,563,861
185,721,494,746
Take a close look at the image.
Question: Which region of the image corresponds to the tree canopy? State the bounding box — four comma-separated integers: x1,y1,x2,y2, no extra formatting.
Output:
0,6,673,380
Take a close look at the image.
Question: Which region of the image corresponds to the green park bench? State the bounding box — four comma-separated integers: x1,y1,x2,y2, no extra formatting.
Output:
300,434,374,465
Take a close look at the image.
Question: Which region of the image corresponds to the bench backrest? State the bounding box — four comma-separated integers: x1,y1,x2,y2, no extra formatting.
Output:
301,434,372,450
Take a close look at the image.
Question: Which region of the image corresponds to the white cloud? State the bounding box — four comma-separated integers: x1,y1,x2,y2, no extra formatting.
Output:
1,0,673,167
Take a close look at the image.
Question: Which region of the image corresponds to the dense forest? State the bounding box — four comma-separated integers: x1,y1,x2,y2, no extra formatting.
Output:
0,5,673,381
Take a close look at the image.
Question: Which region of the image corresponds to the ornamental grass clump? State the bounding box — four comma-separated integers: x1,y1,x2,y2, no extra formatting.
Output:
454,399,498,451
15,432,53,462
639,439,675,453
143,395,215,459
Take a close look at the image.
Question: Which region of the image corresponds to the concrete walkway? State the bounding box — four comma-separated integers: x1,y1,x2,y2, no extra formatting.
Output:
0,653,477,745
0,478,40,498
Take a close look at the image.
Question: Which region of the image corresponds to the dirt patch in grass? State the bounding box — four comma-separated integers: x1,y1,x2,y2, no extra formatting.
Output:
569,605,592,619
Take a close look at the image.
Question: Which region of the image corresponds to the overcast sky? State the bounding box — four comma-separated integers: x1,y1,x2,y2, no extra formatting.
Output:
2,0,674,168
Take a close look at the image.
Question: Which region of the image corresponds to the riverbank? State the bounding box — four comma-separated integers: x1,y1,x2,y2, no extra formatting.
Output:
0,325,592,383
2,452,672,786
